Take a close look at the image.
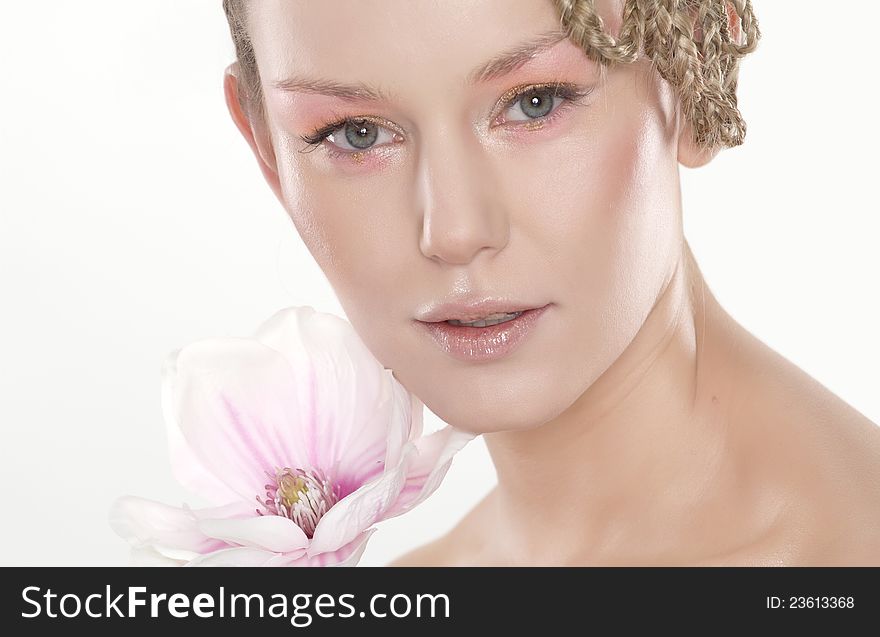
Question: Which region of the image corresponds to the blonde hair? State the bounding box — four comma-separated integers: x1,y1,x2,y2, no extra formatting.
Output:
223,0,760,150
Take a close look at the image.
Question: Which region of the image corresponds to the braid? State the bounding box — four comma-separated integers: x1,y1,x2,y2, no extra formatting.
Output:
554,0,761,149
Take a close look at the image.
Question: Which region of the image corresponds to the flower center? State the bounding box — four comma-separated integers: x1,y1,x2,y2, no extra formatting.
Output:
256,467,340,538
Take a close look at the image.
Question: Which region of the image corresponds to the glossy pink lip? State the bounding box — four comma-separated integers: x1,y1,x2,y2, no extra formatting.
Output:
416,299,544,323
416,304,551,362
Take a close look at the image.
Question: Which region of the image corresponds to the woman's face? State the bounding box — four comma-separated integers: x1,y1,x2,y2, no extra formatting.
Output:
234,0,704,434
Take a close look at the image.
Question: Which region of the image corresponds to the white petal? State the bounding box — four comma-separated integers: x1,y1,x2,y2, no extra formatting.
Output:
307,446,415,556
108,495,233,556
162,348,241,505
128,545,190,567
380,376,421,474
408,392,425,441
197,515,309,553
253,307,413,491
384,426,475,518
183,547,283,567
324,528,375,567
281,529,376,567
167,337,315,502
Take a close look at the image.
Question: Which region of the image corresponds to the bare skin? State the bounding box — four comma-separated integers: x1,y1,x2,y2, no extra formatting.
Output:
390,243,880,566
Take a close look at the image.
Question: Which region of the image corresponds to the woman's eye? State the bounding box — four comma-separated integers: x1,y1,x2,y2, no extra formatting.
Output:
325,119,397,152
501,87,566,123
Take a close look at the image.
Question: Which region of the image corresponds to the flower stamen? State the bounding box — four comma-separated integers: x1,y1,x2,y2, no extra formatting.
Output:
256,467,340,538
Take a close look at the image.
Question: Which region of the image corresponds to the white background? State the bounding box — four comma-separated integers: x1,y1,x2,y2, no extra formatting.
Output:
1,1,877,566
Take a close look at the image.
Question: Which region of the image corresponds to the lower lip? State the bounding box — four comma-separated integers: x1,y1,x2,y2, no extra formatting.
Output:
416,305,551,363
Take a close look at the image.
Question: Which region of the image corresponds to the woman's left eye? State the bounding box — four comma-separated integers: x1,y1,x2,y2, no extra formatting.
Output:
497,84,583,124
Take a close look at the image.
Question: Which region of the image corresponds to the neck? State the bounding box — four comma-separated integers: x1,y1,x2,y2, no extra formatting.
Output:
483,241,756,564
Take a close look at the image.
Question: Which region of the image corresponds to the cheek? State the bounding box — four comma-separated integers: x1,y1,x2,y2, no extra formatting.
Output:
273,137,416,361
501,80,681,390
584,114,677,303
513,96,677,302
275,134,397,285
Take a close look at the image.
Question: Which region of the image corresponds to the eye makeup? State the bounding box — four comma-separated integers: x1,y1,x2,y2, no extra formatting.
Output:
296,81,594,162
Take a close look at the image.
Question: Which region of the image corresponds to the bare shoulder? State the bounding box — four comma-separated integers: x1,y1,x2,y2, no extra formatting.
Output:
385,490,496,567
730,330,880,565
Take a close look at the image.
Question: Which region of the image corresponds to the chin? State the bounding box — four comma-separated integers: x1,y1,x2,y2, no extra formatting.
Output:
414,370,585,435
430,396,573,435
370,312,605,434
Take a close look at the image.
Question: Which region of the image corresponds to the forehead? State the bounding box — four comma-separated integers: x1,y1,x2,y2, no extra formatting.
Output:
247,0,623,91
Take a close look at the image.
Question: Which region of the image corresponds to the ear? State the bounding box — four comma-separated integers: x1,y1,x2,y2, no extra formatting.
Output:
677,120,721,169
223,63,284,202
676,1,742,169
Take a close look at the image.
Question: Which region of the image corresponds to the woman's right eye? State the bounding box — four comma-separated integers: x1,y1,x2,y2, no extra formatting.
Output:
300,117,401,155
327,119,401,151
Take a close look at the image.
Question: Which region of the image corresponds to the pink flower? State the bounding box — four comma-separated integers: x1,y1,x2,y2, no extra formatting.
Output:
109,306,473,566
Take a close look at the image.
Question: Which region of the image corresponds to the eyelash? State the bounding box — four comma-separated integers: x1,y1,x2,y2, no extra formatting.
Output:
297,82,593,160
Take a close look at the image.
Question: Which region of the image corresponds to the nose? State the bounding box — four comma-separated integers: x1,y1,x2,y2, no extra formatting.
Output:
416,124,509,265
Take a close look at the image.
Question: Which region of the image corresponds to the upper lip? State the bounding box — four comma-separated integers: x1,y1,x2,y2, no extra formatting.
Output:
415,296,548,323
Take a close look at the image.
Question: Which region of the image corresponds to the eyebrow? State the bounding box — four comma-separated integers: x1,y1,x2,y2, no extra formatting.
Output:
270,28,570,102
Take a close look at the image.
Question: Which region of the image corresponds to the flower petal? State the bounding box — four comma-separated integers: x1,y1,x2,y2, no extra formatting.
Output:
253,306,413,491
108,495,237,557
330,369,402,498
263,550,308,566
162,348,241,505
324,528,375,567
166,337,315,502
128,545,190,567
384,425,475,519
197,515,309,553
379,378,422,478
183,546,285,567
408,393,425,441
281,529,376,567
307,446,415,556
